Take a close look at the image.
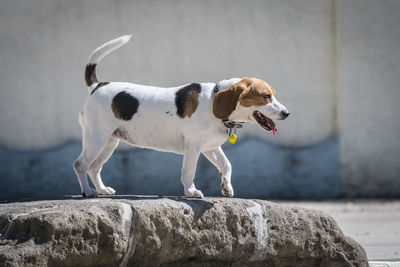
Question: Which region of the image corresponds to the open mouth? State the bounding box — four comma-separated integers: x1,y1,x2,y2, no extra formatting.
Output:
253,110,278,136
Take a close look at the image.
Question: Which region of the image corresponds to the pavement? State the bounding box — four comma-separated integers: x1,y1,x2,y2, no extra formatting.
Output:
278,200,400,266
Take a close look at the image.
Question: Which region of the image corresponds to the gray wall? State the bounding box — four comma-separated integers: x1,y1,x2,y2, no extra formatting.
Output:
337,0,400,197
0,0,399,199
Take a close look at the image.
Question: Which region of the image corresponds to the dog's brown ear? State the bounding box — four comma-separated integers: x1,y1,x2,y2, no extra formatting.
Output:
213,83,248,120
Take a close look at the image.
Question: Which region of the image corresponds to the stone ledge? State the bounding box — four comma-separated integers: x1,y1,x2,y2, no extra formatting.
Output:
0,196,368,266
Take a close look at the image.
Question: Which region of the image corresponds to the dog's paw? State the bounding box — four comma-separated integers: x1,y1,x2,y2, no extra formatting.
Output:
221,181,234,197
98,186,116,195
82,188,99,198
185,188,204,199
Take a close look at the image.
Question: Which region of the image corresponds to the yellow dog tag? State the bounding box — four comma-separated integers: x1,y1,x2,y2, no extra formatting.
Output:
229,134,237,144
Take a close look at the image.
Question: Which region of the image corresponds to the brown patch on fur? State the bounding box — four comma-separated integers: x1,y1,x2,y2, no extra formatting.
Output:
240,78,275,107
213,83,247,120
213,77,276,119
85,64,98,86
90,82,109,95
175,83,202,118
184,100,198,117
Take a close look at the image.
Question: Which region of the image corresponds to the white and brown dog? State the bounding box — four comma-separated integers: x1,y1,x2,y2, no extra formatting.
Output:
73,35,290,198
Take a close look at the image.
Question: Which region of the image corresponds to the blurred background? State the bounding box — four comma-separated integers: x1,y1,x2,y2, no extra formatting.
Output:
0,0,399,201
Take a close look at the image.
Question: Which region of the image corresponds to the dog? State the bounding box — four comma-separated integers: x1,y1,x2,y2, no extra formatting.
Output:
73,35,290,198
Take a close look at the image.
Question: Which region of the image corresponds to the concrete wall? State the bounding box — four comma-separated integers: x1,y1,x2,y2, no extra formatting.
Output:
0,0,336,149
0,0,399,199
0,139,340,200
337,0,400,197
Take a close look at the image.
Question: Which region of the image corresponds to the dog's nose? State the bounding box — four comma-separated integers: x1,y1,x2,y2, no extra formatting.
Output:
281,110,290,118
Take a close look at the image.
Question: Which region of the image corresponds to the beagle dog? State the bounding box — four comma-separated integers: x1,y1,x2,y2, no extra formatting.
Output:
73,35,290,198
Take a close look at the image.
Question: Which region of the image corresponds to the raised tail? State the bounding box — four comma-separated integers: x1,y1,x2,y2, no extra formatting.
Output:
84,35,132,87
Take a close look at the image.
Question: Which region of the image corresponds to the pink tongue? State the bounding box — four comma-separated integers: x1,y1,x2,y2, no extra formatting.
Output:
273,126,278,136
265,116,277,136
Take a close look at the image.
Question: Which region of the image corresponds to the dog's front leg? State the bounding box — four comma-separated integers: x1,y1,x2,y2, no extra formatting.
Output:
181,144,203,198
203,146,234,197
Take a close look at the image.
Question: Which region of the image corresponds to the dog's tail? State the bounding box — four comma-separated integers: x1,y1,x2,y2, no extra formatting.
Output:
85,35,132,87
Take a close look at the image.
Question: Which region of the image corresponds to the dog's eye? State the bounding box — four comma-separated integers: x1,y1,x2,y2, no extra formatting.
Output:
263,94,271,100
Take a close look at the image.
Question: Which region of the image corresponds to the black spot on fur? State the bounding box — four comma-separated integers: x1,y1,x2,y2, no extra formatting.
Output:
91,82,109,95
175,83,201,118
85,63,98,86
111,91,139,121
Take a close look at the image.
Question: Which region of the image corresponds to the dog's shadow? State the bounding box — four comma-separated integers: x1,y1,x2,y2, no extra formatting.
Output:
105,195,215,222
4,195,215,222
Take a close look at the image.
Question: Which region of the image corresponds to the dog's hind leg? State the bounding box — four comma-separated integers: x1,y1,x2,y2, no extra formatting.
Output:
73,130,111,197
88,136,119,195
202,146,234,197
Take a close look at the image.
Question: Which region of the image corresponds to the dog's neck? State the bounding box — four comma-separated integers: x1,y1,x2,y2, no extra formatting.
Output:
222,120,243,129
212,78,242,95
212,81,246,131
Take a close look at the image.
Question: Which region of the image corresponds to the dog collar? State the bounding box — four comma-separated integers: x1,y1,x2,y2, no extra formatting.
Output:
223,120,243,129
214,82,243,144
213,82,220,95
223,120,244,144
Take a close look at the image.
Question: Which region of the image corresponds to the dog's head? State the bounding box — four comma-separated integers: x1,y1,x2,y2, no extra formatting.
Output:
213,77,289,134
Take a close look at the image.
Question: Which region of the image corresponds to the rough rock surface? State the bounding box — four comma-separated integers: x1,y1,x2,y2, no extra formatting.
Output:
0,196,367,266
